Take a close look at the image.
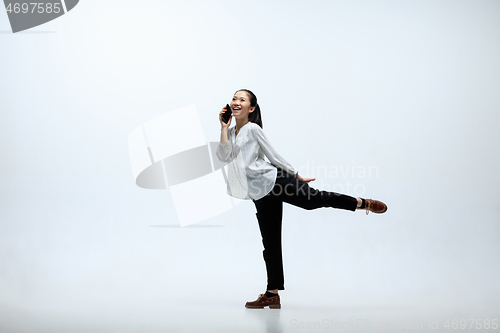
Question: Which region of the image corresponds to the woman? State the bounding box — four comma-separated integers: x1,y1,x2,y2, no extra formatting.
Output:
216,89,387,309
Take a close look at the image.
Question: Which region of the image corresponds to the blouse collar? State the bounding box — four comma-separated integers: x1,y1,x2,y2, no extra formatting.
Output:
234,121,251,134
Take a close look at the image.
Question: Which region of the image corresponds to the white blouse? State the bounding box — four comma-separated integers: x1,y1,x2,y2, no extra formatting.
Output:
215,121,297,201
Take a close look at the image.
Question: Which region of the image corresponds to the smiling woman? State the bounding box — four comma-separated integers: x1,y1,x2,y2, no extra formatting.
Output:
216,89,387,309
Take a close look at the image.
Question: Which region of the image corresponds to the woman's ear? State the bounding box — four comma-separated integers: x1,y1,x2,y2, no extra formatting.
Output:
249,106,255,113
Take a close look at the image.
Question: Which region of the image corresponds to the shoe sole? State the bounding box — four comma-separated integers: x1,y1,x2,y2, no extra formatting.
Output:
245,304,281,309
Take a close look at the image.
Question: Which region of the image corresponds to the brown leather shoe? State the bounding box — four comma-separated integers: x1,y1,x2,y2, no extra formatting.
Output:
357,198,387,215
245,293,281,309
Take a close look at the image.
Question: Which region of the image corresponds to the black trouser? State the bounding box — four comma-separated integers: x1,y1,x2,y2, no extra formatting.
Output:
251,168,358,291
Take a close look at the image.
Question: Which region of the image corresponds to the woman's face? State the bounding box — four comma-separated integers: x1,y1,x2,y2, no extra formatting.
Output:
230,91,255,121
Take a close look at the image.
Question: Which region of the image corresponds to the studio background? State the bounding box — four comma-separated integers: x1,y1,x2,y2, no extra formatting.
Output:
1,0,499,332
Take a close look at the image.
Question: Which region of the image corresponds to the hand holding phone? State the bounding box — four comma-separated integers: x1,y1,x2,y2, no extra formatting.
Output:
220,104,232,126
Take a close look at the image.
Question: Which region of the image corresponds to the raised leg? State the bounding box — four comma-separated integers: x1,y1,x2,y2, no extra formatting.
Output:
268,168,358,211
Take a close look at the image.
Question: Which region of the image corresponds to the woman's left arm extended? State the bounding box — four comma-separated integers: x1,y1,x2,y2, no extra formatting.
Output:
252,125,315,183
252,125,295,175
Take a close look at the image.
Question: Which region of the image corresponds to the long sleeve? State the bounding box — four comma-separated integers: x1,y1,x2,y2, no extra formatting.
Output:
252,125,297,177
216,141,234,163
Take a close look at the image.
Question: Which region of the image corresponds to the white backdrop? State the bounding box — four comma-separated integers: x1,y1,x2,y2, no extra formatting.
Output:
1,0,499,332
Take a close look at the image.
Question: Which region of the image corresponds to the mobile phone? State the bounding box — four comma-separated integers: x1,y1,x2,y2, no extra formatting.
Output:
222,104,232,123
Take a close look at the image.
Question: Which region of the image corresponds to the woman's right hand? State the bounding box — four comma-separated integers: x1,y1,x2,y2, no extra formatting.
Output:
219,105,232,129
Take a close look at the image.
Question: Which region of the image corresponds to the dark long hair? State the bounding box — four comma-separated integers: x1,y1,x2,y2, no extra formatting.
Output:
235,89,263,129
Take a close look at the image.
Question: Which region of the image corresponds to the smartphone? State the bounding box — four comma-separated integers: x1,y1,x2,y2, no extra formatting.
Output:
222,104,232,123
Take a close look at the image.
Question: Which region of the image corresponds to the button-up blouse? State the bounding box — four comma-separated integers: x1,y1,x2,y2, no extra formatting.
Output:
215,121,297,201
